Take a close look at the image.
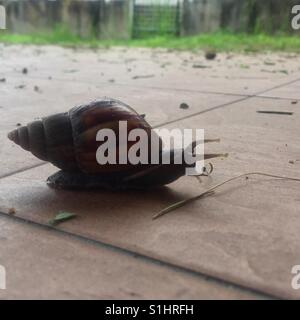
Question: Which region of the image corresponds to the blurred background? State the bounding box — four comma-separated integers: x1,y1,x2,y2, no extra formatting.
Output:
0,0,299,51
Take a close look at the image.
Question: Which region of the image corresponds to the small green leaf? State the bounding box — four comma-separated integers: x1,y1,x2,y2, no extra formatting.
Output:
278,69,288,74
240,64,250,69
192,64,211,69
48,211,77,226
264,61,276,66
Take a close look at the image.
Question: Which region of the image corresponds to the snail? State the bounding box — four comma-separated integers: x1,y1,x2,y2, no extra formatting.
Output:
7,98,226,190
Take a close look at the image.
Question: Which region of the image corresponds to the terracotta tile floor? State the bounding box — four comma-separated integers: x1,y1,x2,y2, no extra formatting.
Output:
0,44,300,299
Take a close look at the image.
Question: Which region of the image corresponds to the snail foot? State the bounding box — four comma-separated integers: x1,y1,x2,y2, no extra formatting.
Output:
47,170,117,190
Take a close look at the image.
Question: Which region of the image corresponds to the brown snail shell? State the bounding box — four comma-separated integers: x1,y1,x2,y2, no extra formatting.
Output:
8,98,162,175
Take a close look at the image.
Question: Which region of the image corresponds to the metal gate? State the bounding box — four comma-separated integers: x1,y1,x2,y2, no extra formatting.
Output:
132,0,180,38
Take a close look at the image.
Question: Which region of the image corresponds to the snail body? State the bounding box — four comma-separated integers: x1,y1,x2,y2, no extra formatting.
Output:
8,98,225,190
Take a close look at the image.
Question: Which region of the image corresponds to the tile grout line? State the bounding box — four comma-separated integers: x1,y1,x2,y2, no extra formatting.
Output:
153,95,250,128
0,210,277,300
5,72,300,102
2,73,251,98
257,77,300,96
153,77,300,127
0,162,46,180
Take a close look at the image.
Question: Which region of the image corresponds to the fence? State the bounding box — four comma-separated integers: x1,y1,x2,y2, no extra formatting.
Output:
132,0,180,38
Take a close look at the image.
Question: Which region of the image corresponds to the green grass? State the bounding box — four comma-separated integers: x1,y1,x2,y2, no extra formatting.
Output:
1,26,300,52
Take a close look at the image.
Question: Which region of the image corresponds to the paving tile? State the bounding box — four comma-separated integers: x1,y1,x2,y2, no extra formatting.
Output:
0,215,262,299
0,96,299,299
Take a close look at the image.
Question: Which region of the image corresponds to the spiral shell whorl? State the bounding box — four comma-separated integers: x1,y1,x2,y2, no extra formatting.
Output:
8,125,30,151
8,114,78,171
8,121,48,159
